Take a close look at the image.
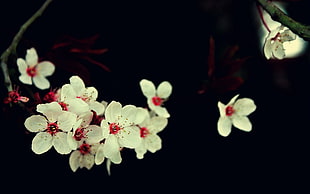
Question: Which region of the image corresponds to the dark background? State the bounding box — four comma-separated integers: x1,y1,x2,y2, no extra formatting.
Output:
1,0,310,192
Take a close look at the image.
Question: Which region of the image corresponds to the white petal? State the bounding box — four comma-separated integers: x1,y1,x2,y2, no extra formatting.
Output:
36,61,55,76
263,39,272,60
140,79,156,98
26,48,38,66
100,120,110,136
135,107,149,125
120,105,137,126
24,115,47,132
135,141,147,159
57,111,77,132
145,133,162,153
103,135,122,164
281,29,296,42
17,58,27,73
33,75,50,90
36,102,62,122
152,106,170,118
86,125,104,143
53,132,72,154
157,81,172,98
82,87,98,101
67,132,78,150
77,111,93,128
32,132,53,154
19,74,32,85
217,101,226,117
148,116,168,133
118,126,141,148
89,101,105,115
66,98,90,115
95,144,105,165
217,116,232,137
69,76,85,95
232,115,252,132
60,84,76,101
227,94,240,105
272,42,285,59
234,98,256,116
69,150,81,172
81,154,95,170
105,101,122,122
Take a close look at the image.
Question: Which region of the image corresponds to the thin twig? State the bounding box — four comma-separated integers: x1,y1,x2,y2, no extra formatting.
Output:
0,0,53,92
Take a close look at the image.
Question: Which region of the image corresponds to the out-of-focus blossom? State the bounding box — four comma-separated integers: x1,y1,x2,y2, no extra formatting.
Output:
17,48,55,90
3,87,29,104
263,25,296,60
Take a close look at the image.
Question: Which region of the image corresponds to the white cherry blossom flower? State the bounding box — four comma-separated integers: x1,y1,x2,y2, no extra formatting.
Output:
139,79,172,118
67,111,106,150
217,94,256,137
24,102,77,154
17,48,55,90
134,108,168,159
69,141,100,172
58,76,105,115
96,101,143,164
263,25,296,60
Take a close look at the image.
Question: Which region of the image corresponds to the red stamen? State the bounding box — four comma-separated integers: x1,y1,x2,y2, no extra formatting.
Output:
74,128,87,141
140,127,150,138
26,66,37,77
79,143,91,155
109,123,121,134
46,123,59,135
225,106,235,116
152,96,163,106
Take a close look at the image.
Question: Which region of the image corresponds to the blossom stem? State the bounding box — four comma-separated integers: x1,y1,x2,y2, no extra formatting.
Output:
256,3,271,32
0,0,54,92
256,0,310,41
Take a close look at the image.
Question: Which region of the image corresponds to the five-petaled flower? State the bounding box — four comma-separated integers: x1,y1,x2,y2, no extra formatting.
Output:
139,79,172,118
24,102,77,154
69,141,100,172
96,101,144,164
17,48,55,90
217,94,256,137
263,25,296,60
134,108,168,159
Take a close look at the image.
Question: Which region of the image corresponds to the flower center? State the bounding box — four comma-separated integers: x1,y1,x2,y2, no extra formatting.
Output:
58,102,69,111
79,143,91,155
225,106,235,116
109,123,121,134
26,66,37,77
152,96,163,106
74,128,87,141
140,127,150,138
46,122,59,135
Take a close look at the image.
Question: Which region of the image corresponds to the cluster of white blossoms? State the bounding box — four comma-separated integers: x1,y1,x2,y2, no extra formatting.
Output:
24,75,172,173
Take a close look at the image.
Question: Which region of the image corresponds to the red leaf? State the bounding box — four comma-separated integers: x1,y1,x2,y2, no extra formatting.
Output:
211,76,244,93
207,36,215,78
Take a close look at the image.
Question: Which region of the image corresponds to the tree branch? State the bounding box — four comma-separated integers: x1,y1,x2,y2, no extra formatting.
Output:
256,0,310,41
0,0,53,92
